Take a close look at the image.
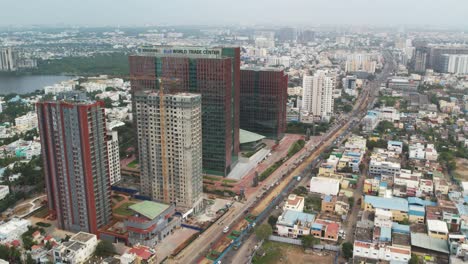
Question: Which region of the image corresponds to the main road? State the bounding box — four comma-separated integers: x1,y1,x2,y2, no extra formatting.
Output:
172,50,395,264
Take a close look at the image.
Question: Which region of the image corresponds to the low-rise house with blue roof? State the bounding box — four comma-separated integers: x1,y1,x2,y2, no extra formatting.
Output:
408,197,437,224
363,195,409,222
276,209,315,238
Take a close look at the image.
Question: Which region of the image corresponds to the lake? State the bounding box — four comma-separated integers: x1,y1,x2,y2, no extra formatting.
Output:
0,75,75,95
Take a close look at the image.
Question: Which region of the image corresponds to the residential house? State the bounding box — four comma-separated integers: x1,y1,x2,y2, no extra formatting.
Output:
283,194,305,212
276,210,315,238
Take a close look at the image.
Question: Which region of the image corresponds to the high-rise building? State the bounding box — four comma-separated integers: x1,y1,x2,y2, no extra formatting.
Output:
129,46,240,176
36,92,112,234
240,67,288,140
276,27,296,42
342,75,358,97
345,54,377,74
442,54,468,74
413,47,428,73
428,45,468,72
134,91,203,211
107,130,121,185
302,70,335,120
0,47,17,72
297,30,315,44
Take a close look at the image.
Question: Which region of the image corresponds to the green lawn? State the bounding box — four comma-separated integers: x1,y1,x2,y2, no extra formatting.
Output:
33,206,49,218
127,160,139,168
114,202,137,216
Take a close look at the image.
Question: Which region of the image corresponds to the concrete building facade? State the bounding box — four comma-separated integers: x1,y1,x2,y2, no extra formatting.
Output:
301,70,335,120
134,91,203,212
107,130,121,185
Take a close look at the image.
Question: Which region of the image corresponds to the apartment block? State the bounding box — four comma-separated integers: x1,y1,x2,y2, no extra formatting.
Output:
134,91,203,212
37,92,112,234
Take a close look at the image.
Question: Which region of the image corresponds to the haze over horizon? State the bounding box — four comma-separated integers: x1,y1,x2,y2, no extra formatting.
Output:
0,0,467,28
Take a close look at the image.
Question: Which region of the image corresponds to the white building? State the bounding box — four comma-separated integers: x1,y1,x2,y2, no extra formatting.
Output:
427,219,449,239
44,80,77,94
276,210,315,238
409,143,425,160
0,47,17,72
444,54,468,74
374,208,393,228
53,232,98,264
309,177,340,196
283,194,305,212
369,159,401,177
0,185,9,200
0,218,31,243
134,91,203,212
301,70,335,121
425,144,438,161
107,131,121,185
15,112,38,132
345,53,377,74
353,241,411,262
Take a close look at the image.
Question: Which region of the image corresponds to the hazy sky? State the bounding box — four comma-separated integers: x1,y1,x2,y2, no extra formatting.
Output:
0,0,466,27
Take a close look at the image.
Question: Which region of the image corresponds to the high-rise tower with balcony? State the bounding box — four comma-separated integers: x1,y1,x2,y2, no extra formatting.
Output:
37,92,112,234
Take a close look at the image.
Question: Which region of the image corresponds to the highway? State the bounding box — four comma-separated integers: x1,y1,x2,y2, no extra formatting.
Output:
172,50,395,264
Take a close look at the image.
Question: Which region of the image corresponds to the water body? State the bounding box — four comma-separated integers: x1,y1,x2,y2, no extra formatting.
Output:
0,75,75,95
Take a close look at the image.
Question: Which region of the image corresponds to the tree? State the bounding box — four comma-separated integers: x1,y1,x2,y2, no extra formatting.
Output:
252,172,259,187
301,235,320,249
343,104,353,113
409,254,419,264
0,245,21,263
103,97,114,108
342,242,353,260
254,224,272,241
26,254,35,264
95,240,115,257
268,215,278,228
293,186,308,196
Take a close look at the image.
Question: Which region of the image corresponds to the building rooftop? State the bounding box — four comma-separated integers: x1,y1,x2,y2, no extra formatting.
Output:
285,194,304,207
129,201,170,220
239,129,266,144
355,226,373,242
427,219,449,233
70,232,95,243
408,197,437,207
411,233,449,254
310,177,340,196
392,232,411,247
392,222,410,234
277,210,315,227
364,195,408,212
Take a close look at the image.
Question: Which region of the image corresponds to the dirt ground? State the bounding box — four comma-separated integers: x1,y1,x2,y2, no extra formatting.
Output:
277,247,335,264
254,241,335,264
454,158,468,180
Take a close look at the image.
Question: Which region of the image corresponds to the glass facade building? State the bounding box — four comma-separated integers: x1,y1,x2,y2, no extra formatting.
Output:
240,68,288,140
129,46,240,176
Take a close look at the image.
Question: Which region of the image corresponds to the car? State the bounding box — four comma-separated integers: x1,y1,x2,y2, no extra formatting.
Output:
223,226,230,233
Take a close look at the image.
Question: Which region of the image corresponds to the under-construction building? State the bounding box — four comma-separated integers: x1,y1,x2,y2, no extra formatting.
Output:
134,91,203,212
129,45,240,176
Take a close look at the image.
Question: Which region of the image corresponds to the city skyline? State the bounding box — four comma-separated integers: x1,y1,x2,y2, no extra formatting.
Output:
0,0,467,28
